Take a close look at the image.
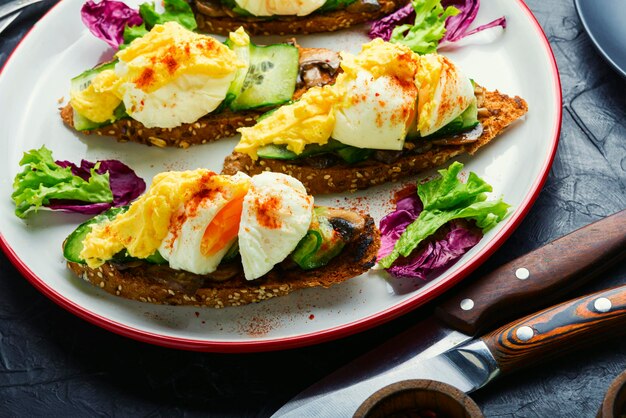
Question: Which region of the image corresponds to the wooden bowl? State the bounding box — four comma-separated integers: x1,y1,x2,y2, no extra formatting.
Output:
354,379,483,418
597,370,626,418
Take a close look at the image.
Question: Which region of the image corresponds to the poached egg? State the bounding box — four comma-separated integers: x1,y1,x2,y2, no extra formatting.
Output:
416,54,476,136
331,69,417,150
70,22,244,128
238,172,313,280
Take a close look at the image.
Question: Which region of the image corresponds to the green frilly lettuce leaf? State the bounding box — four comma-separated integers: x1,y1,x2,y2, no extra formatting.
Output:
378,161,509,268
11,146,113,218
122,0,197,47
389,0,460,55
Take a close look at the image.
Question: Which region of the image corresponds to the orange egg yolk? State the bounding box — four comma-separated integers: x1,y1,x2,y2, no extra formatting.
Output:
200,187,247,256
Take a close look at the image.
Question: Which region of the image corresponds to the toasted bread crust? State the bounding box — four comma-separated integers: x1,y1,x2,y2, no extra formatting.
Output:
221,89,529,194
194,0,406,35
66,214,379,308
60,104,264,148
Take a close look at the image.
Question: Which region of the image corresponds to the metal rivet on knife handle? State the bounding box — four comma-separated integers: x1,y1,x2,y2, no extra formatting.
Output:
480,284,626,376
435,209,626,336
515,326,534,341
461,299,474,311
594,298,612,313
515,268,530,280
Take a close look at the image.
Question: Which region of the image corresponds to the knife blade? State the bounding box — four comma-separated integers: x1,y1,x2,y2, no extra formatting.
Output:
272,209,626,417
0,10,20,35
0,0,44,21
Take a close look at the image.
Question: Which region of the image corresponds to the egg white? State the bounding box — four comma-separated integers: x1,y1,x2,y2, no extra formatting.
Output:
116,61,237,129
238,172,314,281
417,54,475,137
234,0,326,16
332,70,417,150
158,172,250,275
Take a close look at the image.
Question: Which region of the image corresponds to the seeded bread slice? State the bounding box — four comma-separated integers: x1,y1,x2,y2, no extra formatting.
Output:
66,213,379,308
194,0,406,36
221,88,529,194
60,47,340,148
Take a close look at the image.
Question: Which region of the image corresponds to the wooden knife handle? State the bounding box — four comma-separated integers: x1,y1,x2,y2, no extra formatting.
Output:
480,284,626,376
436,209,626,336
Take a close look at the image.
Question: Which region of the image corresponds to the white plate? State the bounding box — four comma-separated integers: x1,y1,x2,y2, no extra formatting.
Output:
0,0,561,352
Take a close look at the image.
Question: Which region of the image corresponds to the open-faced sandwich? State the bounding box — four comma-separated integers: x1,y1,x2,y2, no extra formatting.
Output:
193,0,408,35
61,22,341,148
63,170,380,307
222,39,528,194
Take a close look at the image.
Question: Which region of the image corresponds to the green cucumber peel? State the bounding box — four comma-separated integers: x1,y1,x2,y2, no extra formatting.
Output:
318,0,358,13
63,206,165,265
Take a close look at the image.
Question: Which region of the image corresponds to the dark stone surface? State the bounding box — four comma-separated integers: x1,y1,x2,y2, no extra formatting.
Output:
0,0,624,416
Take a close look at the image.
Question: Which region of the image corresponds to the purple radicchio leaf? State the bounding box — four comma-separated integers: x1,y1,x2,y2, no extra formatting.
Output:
368,4,415,41
377,193,481,280
440,0,506,42
386,223,481,279
378,193,423,259
369,0,506,45
81,0,143,49
45,200,114,215
51,159,146,214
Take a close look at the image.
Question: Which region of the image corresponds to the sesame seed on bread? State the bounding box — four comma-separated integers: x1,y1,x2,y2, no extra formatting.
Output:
221,88,529,194
66,212,380,308
60,104,264,149
194,0,407,36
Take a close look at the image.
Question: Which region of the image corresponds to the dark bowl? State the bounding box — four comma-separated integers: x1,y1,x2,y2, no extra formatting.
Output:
354,379,483,418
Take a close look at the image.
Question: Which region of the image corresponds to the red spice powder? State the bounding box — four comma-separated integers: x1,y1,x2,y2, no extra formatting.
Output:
375,111,384,128
135,68,155,89
242,316,276,337
393,183,417,204
197,38,218,52
255,195,282,229
164,172,219,248
162,52,179,74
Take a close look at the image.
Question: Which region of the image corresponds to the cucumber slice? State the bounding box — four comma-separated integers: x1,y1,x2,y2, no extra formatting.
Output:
257,139,346,160
318,0,358,13
63,206,165,265
224,39,251,107
336,147,373,164
70,61,117,93
70,61,127,131
63,206,128,263
257,144,298,160
229,43,299,111
291,208,346,270
222,241,240,263
430,99,479,137
72,104,127,131
256,139,372,164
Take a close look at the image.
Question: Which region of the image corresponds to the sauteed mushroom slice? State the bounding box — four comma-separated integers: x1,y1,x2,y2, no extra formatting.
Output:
195,0,227,17
298,48,341,88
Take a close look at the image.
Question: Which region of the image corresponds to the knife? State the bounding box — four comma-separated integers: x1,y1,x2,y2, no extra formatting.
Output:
272,209,626,417
0,0,44,21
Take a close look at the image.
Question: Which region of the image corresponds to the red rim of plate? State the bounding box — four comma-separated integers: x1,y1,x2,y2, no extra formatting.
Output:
0,0,562,353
